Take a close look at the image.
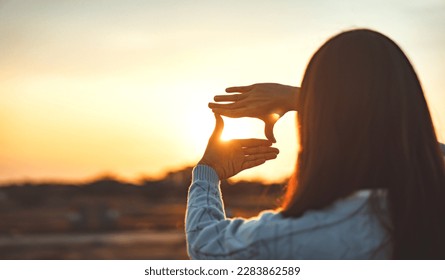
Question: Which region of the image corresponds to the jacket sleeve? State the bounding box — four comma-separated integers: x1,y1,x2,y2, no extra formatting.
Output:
185,165,272,259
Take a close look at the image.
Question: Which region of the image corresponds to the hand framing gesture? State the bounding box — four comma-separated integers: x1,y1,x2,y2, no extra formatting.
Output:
208,83,299,142
198,114,279,179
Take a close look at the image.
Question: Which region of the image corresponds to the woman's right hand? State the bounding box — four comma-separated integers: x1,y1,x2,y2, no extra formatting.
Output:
199,114,279,180
208,83,299,143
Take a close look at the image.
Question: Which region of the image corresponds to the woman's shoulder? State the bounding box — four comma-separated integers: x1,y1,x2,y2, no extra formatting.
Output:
252,190,390,259
259,190,384,224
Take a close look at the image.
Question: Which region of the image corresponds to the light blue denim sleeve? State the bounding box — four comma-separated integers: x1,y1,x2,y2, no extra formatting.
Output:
185,165,274,259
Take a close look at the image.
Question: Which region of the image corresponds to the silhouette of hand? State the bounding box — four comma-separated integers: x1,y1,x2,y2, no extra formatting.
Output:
209,83,299,143
199,114,279,180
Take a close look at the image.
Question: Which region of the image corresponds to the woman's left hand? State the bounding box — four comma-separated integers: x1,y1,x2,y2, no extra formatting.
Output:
198,114,279,180
209,83,300,143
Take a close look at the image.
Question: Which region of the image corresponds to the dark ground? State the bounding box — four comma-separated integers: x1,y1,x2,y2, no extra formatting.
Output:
0,167,285,259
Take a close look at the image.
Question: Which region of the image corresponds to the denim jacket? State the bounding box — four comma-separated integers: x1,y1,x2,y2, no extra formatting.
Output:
185,165,390,259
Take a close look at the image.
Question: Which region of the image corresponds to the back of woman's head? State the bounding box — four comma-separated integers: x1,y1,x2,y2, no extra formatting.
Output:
281,29,445,259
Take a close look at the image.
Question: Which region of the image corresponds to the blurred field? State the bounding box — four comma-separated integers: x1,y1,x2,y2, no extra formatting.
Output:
0,167,284,259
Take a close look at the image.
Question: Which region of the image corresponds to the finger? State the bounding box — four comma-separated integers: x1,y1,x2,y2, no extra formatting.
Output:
210,114,224,141
211,107,258,118
262,152,279,160
225,85,254,93
262,114,280,143
265,122,276,143
243,146,279,155
241,159,266,170
245,152,278,162
211,108,245,118
233,138,272,147
213,94,247,102
208,101,245,110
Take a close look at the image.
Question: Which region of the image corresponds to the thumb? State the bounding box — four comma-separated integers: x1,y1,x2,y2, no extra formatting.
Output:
210,114,224,141
262,114,280,143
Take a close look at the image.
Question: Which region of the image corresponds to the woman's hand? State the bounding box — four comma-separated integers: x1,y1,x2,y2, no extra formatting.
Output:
208,83,299,142
199,114,279,180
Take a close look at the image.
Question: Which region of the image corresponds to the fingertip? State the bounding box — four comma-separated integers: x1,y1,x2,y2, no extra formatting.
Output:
225,87,236,93
264,153,278,161
267,136,276,143
265,132,276,144
270,147,279,154
214,113,222,120
210,113,224,140
209,102,221,109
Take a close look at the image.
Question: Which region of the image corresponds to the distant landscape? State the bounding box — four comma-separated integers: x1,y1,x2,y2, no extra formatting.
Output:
0,166,285,259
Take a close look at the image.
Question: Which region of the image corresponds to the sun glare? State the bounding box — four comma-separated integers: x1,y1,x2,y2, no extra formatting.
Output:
271,113,280,121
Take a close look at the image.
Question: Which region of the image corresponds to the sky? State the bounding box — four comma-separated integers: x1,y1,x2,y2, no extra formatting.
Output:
1,0,444,184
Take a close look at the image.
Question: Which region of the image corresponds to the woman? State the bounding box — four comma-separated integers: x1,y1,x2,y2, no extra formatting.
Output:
186,29,445,259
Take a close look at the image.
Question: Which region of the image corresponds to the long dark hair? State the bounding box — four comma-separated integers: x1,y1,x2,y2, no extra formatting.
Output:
281,29,445,259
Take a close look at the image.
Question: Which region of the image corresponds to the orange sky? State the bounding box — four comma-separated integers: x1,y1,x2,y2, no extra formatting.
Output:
1,0,444,184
